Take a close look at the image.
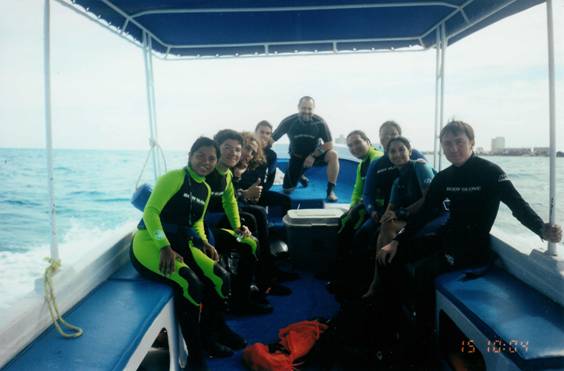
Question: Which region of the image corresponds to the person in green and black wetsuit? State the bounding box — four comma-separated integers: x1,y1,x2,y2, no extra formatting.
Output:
130,137,245,370
205,129,274,314
338,130,384,238
331,130,383,299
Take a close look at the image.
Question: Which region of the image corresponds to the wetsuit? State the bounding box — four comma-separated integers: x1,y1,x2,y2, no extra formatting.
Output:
381,154,545,336
351,147,384,208
272,113,332,189
388,160,434,218
362,149,426,217
235,147,291,215
130,166,230,365
338,147,384,256
205,166,263,307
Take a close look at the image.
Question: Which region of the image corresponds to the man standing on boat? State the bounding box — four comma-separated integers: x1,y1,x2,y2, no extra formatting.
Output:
272,96,340,202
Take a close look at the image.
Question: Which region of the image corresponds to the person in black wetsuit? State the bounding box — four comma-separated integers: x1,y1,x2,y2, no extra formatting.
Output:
272,96,340,202
237,120,291,215
232,131,295,294
131,137,244,370
376,120,562,357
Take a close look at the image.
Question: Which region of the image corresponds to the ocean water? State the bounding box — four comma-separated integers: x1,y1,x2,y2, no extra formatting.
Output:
0,148,563,312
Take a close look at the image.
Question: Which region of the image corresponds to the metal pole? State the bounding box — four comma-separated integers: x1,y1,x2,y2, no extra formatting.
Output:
147,37,160,175
44,0,59,261
142,32,158,181
438,23,447,170
433,27,440,169
546,0,557,256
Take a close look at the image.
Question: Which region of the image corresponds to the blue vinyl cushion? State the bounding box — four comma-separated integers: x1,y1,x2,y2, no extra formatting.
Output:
436,268,564,370
4,279,173,371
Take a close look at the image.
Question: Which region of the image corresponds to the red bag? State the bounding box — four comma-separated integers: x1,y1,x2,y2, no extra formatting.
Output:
242,320,328,370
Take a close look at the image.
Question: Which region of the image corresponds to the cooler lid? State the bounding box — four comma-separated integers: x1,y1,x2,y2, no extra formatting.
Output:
284,208,344,226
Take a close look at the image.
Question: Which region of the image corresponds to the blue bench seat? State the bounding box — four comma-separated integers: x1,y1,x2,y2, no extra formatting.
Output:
4,263,179,371
435,268,564,370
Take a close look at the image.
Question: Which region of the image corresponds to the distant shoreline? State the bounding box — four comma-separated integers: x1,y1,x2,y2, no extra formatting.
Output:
421,151,564,158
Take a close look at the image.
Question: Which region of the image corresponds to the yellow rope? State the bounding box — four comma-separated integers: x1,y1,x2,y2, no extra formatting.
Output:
43,257,84,338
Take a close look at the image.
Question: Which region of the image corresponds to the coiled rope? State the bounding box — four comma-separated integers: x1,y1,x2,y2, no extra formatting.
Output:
43,257,84,338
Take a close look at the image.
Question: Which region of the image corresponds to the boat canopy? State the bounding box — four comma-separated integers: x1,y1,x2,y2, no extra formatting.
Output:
66,0,543,58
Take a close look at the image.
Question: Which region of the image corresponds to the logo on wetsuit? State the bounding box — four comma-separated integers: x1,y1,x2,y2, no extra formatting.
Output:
183,193,206,206
498,173,509,183
446,186,482,192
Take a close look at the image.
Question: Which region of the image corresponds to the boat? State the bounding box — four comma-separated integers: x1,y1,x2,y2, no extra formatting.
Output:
1,0,562,370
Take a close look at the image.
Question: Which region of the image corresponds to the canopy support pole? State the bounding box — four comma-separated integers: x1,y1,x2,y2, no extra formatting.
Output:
44,0,59,261
433,24,447,170
433,28,440,169
546,0,557,256
437,23,447,171
142,31,160,181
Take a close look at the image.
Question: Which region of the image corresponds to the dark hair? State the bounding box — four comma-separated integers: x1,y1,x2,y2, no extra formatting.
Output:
386,136,411,153
213,129,244,146
189,136,219,159
440,120,475,143
298,96,315,105
255,120,273,132
346,130,371,144
379,120,402,135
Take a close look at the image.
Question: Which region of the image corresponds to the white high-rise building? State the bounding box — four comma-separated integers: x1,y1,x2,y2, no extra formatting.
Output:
491,137,505,154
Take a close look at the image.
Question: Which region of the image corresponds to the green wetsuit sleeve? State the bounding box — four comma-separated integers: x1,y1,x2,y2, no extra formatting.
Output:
221,170,241,230
350,162,364,207
143,170,184,250
193,182,211,244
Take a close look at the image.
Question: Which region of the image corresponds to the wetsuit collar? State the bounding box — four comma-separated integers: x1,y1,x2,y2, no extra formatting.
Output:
215,164,229,176
186,166,205,183
453,152,476,168
362,147,379,161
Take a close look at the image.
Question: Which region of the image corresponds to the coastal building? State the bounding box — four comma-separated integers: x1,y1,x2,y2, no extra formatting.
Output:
491,136,505,154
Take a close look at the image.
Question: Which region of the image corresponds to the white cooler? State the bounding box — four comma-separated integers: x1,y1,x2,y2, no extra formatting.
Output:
282,208,344,273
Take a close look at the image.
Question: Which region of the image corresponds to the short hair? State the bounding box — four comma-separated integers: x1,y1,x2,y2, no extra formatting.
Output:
298,96,315,106
255,120,273,132
379,120,402,135
189,136,219,159
386,136,412,153
346,130,371,144
213,129,244,146
440,120,475,143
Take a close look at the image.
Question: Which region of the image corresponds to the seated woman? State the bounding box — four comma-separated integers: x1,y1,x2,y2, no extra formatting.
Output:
363,136,435,297
130,137,245,370
333,122,424,300
232,131,293,295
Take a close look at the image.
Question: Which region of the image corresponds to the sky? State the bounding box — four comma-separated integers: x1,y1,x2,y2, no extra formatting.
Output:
0,1,563,152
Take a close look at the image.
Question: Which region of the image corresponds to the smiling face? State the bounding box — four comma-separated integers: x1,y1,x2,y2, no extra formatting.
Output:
388,140,411,166
346,134,371,159
298,98,315,122
218,139,242,168
189,145,218,176
255,125,272,149
441,131,474,167
241,140,259,165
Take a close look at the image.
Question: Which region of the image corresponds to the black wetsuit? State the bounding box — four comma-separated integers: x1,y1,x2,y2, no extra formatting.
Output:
273,113,332,189
382,155,545,336
236,147,291,215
